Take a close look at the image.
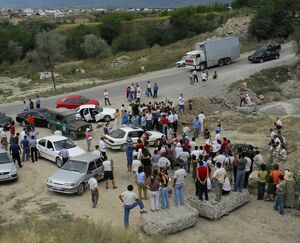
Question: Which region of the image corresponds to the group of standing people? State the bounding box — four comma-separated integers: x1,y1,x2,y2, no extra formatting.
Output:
23,95,41,111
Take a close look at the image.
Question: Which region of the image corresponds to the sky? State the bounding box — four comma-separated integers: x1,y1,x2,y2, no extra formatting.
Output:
0,0,232,9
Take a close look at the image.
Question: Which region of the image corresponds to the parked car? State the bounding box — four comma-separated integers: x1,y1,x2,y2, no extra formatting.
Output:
104,126,164,151
16,108,49,127
56,95,99,109
48,109,92,140
75,104,115,122
264,43,281,52
37,135,85,167
46,153,104,195
0,112,12,131
248,49,280,63
176,56,187,67
0,148,18,182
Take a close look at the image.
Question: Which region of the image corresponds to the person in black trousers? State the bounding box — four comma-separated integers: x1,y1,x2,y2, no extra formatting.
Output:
10,142,22,168
29,136,38,163
196,160,209,201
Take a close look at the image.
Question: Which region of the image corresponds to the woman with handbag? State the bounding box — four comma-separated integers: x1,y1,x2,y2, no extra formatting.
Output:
160,169,170,209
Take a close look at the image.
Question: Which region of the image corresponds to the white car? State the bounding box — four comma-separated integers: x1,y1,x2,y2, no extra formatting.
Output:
176,55,187,67
0,148,18,182
104,126,164,151
37,135,85,167
75,104,115,122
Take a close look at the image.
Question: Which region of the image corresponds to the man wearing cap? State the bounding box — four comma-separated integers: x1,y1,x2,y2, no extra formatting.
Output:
85,128,92,151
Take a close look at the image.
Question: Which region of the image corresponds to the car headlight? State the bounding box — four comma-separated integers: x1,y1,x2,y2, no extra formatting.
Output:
64,182,76,187
10,167,17,174
47,179,53,184
78,128,81,131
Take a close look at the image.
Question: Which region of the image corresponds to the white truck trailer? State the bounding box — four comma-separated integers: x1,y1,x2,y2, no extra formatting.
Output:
185,36,240,70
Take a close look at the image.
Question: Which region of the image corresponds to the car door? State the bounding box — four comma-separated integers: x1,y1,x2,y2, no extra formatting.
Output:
83,108,92,122
95,158,104,178
86,161,97,182
128,131,140,144
264,51,272,61
32,112,43,127
45,140,57,161
37,139,47,158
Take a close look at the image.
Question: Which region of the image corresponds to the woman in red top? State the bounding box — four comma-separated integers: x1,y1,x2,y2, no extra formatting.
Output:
136,139,144,150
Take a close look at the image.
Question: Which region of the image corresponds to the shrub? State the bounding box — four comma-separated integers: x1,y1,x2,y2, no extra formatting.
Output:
81,34,111,58
112,32,148,52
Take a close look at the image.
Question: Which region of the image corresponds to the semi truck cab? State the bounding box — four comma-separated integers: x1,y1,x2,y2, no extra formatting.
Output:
185,50,206,70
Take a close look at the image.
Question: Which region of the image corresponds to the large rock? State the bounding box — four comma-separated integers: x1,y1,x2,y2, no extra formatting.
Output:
188,190,250,220
238,105,256,114
141,205,198,235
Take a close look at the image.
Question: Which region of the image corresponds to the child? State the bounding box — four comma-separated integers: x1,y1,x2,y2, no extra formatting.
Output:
103,122,111,135
189,100,193,113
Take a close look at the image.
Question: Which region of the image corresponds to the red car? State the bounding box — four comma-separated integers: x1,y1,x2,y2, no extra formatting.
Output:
56,95,99,109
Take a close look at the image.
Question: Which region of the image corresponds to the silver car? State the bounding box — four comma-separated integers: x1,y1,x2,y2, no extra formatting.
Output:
46,153,104,195
0,148,18,182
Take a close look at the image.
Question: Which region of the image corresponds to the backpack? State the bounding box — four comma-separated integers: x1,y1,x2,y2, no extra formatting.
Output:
224,156,233,171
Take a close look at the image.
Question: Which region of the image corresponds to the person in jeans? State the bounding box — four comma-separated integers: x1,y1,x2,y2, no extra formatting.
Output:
148,169,160,212
88,174,99,208
20,135,30,162
119,184,147,228
196,160,209,201
257,164,268,200
234,152,247,192
274,175,286,215
178,148,190,173
213,162,227,202
135,166,147,200
173,163,187,207
160,169,170,209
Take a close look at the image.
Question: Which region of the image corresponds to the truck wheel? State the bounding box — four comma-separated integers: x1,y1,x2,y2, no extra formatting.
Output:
56,157,63,168
217,59,224,67
199,64,205,71
224,57,231,65
69,131,77,140
77,183,85,196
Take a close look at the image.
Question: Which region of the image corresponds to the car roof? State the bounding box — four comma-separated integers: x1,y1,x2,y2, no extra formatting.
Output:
38,135,70,142
79,104,97,109
119,126,143,132
48,109,77,116
65,95,83,99
23,108,48,114
187,50,202,55
70,153,100,163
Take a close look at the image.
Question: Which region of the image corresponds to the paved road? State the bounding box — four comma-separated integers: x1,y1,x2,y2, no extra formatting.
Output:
0,43,297,117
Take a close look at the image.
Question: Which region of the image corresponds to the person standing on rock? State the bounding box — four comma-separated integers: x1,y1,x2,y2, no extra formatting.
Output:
213,162,227,202
119,184,147,229
104,89,111,106
88,174,99,208
234,152,247,192
173,163,187,207
196,160,209,201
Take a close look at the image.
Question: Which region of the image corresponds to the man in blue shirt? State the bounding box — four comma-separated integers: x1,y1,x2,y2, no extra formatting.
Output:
153,83,159,99
20,135,30,162
192,117,201,138
10,142,22,168
122,110,129,125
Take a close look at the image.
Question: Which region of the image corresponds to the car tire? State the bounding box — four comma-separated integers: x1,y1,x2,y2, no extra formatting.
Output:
56,157,63,168
77,183,85,196
21,120,26,127
50,125,57,133
69,131,77,140
217,59,224,67
103,115,111,122
275,54,279,59
37,150,41,159
120,144,127,152
260,59,264,63
224,57,231,65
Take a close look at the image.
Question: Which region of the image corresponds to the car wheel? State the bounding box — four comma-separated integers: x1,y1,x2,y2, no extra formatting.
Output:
21,120,26,127
120,144,127,152
217,59,224,67
56,157,63,168
69,131,77,140
260,59,264,63
224,57,231,65
77,183,85,196
50,125,56,133
37,150,41,159
103,115,111,122
275,54,279,59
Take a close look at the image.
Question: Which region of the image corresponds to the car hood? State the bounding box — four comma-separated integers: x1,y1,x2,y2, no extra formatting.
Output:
148,131,164,139
68,147,86,157
69,120,91,129
0,163,16,173
48,169,84,184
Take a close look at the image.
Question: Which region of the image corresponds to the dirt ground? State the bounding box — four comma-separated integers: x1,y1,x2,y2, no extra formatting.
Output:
1,110,300,243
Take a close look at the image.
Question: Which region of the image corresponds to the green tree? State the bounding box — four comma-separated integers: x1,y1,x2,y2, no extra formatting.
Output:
112,32,147,52
29,32,66,91
5,40,23,64
293,27,300,55
81,34,111,58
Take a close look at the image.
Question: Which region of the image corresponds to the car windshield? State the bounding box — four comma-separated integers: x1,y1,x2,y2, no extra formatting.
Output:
61,160,87,173
79,96,89,103
0,152,11,164
95,107,103,112
253,50,264,57
40,110,49,118
0,112,4,116
109,129,126,139
54,139,76,150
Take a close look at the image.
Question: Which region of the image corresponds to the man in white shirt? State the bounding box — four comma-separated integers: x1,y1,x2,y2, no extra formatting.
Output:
145,112,153,131
244,156,252,188
158,156,171,171
132,155,142,173
104,89,111,106
88,175,99,208
213,162,227,202
103,156,117,189
92,145,101,157
99,137,106,157
198,111,206,132
213,151,226,166
274,117,282,129
189,137,196,152
201,71,208,86
119,184,147,228
173,164,187,207
191,146,201,160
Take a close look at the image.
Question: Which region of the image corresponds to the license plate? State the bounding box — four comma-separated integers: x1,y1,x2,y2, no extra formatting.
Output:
53,186,62,190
